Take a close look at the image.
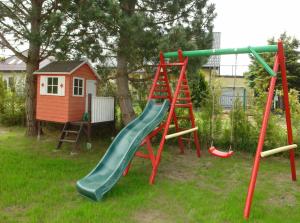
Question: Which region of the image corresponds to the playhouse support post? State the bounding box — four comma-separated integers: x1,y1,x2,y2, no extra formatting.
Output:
37,121,41,140
87,94,92,142
243,55,279,219
277,41,297,180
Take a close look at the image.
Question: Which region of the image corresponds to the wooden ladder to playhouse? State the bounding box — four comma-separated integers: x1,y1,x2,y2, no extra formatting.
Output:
124,50,201,184
57,122,85,151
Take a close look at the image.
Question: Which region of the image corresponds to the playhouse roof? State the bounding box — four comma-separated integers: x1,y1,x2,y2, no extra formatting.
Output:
33,60,100,79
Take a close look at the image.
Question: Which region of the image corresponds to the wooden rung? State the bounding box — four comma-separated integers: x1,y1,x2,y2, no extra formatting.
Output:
261,144,298,157
177,98,191,101
135,151,151,159
179,89,190,93
154,89,168,92
175,103,192,108
176,116,191,120
158,83,168,86
161,62,184,66
152,95,168,99
60,139,76,143
165,127,198,140
64,130,79,134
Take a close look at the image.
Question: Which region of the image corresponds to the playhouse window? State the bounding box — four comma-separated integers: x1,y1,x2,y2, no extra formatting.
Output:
47,77,58,94
73,77,84,96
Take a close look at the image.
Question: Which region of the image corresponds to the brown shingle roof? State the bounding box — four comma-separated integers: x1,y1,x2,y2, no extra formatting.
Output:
34,60,84,73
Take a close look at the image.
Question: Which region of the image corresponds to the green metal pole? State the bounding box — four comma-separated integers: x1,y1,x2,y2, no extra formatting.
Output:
248,47,277,77
164,45,278,58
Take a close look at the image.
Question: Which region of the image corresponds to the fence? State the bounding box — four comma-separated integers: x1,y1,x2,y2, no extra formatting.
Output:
219,95,253,110
86,95,115,123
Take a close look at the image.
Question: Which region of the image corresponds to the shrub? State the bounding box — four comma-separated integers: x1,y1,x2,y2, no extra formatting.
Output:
0,77,25,126
221,99,258,153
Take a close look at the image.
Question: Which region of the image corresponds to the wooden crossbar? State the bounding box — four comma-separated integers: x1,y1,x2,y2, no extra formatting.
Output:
165,127,198,140
260,144,297,157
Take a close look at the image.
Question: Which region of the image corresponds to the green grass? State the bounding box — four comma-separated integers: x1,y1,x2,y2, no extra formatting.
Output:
0,127,299,223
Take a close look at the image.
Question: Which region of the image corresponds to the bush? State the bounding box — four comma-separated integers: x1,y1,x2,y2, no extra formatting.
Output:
196,81,223,149
221,99,258,153
0,77,25,126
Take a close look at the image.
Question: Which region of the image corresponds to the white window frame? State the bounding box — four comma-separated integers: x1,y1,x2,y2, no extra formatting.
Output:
73,77,85,97
45,76,59,96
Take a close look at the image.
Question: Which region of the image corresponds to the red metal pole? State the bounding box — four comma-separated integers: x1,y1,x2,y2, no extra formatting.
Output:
243,55,279,219
277,40,297,181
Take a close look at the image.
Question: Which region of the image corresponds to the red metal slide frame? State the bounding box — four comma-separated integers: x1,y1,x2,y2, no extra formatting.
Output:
244,41,297,219
123,50,201,184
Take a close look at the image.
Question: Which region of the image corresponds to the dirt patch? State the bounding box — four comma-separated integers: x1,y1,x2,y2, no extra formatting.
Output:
3,205,27,213
133,209,175,223
158,148,200,182
0,126,8,135
265,193,297,207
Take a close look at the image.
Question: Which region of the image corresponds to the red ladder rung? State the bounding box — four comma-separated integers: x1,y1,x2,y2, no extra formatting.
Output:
177,97,191,101
179,89,190,93
152,95,169,99
154,89,168,92
161,62,184,66
157,79,167,82
155,84,168,87
176,116,192,120
175,103,193,108
135,151,151,159
181,84,189,88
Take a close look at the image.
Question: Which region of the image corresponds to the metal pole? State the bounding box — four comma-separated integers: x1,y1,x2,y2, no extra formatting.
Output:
164,45,278,58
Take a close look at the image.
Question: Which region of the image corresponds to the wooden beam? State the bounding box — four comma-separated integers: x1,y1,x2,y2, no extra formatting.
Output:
261,144,297,157
165,127,198,140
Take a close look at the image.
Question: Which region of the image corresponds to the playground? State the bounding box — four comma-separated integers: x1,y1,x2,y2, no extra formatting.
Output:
0,41,299,223
0,127,299,222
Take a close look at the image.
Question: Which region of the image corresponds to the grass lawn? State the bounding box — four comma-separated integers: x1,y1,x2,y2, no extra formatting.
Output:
0,126,299,223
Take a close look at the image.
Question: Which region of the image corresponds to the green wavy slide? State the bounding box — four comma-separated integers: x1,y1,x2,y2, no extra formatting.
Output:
76,100,169,201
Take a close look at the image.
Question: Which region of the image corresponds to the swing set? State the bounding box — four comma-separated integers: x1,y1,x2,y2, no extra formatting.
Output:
124,40,297,219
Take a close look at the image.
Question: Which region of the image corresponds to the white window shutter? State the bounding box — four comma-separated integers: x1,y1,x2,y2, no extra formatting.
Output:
40,76,47,95
58,76,65,96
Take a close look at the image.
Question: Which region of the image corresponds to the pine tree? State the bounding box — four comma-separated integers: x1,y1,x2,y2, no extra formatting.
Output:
0,1,81,136
74,0,216,124
245,33,300,93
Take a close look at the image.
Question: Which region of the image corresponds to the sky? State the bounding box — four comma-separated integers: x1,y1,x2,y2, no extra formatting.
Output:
2,0,300,75
210,0,300,75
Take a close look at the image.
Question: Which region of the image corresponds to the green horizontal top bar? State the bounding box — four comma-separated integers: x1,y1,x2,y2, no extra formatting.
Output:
163,45,278,58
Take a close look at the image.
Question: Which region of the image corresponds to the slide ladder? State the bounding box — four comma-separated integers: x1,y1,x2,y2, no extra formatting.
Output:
124,50,201,184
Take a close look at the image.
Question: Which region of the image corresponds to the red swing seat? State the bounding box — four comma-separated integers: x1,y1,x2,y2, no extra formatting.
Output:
209,146,234,158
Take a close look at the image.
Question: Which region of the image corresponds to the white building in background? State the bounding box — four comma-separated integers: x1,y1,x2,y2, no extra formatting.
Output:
202,32,253,110
0,50,54,90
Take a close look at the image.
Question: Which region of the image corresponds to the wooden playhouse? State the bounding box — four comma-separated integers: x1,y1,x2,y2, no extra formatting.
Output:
34,60,115,150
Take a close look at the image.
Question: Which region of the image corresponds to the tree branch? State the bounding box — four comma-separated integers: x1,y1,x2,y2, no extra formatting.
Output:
0,1,30,33
0,32,27,62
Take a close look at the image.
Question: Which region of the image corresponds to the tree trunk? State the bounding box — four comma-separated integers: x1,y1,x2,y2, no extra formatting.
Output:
25,0,42,136
116,53,136,125
25,61,39,136
116,0,137,125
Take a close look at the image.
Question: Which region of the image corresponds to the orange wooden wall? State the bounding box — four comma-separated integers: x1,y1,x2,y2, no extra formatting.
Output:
68,64,97,121
36,63,98,123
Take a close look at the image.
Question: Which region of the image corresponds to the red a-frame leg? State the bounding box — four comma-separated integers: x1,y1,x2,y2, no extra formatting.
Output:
244,40,297,219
